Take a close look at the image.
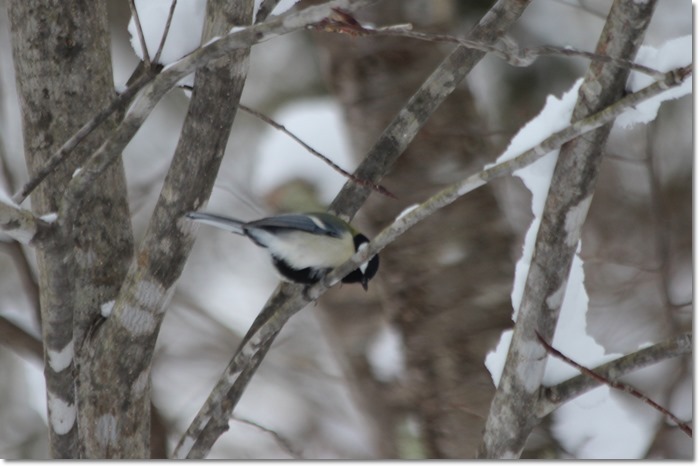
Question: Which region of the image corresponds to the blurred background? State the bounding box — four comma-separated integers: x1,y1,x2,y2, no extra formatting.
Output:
0,0,692,459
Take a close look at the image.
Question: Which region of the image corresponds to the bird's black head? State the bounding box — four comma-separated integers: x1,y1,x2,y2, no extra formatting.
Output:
341,233,380,291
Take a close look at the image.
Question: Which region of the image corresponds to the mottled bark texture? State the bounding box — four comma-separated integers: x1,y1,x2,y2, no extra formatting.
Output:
478,0,658,459
75,0,253,458
315,0,530,458
7,0,134,458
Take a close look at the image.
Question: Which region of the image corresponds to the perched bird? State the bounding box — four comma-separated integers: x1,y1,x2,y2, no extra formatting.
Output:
186,211,380,290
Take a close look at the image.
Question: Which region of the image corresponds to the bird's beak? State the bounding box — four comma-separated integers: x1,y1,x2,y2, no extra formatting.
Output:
361,277,369,291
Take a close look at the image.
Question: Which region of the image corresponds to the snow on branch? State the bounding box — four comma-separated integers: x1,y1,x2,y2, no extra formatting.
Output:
536,331,692,437
0,199,54,245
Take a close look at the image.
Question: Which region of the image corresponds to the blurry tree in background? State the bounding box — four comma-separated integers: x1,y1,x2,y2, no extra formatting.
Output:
0,0,692,460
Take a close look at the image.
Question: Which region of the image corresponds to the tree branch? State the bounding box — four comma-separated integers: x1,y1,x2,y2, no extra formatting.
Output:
0,200,54,245
59,0,376,233
76,0,257,458
316,12,665,79
238,103,394,198
173,0,534,457
478,0,659,458
536,331,692,437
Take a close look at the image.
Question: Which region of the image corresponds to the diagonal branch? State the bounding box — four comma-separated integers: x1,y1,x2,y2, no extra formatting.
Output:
478,0,660,458
539,332,692,415
59,0,377,232
0,200,54,245
535,331,692,437
152,0,178,65
11,71,153,205
172,61,691,460
238,103,394,197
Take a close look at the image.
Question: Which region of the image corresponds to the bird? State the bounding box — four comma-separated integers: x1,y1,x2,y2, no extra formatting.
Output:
186,211,380,290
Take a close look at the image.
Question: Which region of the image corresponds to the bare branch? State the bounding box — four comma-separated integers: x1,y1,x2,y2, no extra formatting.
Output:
11,71,153,205
255,0,282,23
0,241,41,329
153,0,178,65
233,416,303,459
478,0,659,459
315,65,691,292
128,0,151,67
0,200,54,245
59,0,377,232
238,103,394,198
0,315,43,361
174,0,536,457
315,10,666,79
536,332,692,437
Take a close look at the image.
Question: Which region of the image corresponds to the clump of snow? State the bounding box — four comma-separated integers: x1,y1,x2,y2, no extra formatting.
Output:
366,323,406,383
482,33,691,455
617,35,691,128
396,204,419,221
100,300,115,318
40,212,58,223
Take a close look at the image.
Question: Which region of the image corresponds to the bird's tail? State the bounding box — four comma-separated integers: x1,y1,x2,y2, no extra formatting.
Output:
185,211,246,235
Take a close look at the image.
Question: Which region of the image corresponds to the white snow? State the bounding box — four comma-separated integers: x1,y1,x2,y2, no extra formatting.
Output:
396,204,419,221
252,98,356,203
483,33,691,456
127,0,206,65
40,212,58,223
617,35,692,128
366,323,406,382
100,300,115,318
47,339,74,373
47,392,77,435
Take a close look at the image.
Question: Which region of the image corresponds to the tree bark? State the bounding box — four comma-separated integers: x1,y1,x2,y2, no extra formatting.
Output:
76,0,254,458
478,0,658,458
7,0,134,458
315,0,529,457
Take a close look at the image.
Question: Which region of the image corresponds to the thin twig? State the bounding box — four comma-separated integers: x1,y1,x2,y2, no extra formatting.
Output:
172,63,691,459
129,0,151,67
314,10,666,79
153,0,178,65
255,0,283,23
238,103,395,198
535,331,692,438
233,416,302,459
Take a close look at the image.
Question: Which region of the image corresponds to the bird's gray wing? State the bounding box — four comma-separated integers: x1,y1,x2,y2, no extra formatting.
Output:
246,214,343,238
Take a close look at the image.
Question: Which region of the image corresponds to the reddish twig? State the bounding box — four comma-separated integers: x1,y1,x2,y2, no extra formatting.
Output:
313,8,665,79
535,331,692,438
238,104,394,199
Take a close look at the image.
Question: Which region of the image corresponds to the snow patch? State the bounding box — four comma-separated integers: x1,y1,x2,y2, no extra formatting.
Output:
128,0,206,65
47,339,74,373
367,323,406,382
617,35,691,128
100,300,115,318
40,212,58,223
118,305,156,335
47,392,77,435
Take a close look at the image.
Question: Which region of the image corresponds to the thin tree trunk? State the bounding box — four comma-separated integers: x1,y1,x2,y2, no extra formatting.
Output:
7,0,134,458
